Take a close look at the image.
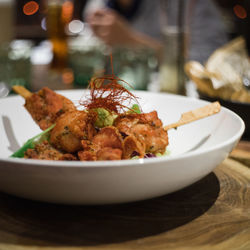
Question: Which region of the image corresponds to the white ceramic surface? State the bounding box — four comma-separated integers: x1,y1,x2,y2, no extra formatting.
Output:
0,90,245,204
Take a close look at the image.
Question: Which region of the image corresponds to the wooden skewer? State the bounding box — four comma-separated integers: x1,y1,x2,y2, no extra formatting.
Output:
164,101,221,131
12,85,221,131
12,85,32,99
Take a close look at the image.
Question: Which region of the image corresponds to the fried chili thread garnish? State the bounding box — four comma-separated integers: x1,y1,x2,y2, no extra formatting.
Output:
80,55,141,114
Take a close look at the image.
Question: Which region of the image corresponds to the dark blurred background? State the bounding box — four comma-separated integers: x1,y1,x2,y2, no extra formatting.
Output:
15,0,88,43
14,0,249,51
0,0,248,94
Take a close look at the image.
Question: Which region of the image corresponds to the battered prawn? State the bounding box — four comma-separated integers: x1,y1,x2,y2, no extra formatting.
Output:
78,126,123,161
12,86,76,130
114,111,168,158
24,141,77,161
12,58,168,161
50,110,97,153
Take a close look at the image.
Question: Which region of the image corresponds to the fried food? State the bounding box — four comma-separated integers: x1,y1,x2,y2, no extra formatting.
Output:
50,110,96,153
78,126,124,161
13,86,76,130
114,111,168,156
12,72,220,161
24,141,77,161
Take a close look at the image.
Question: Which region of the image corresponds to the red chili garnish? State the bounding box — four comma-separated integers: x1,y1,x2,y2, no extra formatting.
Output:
80,54,141,114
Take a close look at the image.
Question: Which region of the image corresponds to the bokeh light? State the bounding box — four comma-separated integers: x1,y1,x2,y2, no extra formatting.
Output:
68,20,84,34
41,17,47,31
233,4,247,19
62,0,74,23
62,68,74,85
23,1,39,16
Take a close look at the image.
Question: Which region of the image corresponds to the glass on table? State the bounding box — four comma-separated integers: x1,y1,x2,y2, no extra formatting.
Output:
46,0,74,71
159,26,187,94
159,0,189,95
0,40,33,96
67,27,106,88
0,0,15,45
110,47,158,90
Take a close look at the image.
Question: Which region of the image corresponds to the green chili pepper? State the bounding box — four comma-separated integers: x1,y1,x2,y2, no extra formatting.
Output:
11,124,56,158
130,104,141,114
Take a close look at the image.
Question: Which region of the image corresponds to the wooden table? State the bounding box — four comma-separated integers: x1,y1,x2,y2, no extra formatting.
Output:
0,141,249,250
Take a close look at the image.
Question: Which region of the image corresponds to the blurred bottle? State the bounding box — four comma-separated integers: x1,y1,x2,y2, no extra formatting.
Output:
159,0,188,95
0,0,15,97
0,0,14,46
159,26,187,94
46,0,73,71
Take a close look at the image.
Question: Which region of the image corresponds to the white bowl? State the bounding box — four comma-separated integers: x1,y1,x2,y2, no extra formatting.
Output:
0,90,245,205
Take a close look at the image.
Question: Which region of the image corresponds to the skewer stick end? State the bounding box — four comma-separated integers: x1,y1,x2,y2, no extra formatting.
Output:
12,85,32,99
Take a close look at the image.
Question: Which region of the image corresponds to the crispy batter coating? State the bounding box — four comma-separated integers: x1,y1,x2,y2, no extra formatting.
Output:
24,87,76,130
24,110,168,160
78,150,96,161
130,124,168,154
24,141,77,161
21,87,168,161
50,110,96,153
114,111,163,132
79,126,123,161
25,111,168,160
114,111,168,155
123,135,145,159
96,147,123,161
92,126,123,151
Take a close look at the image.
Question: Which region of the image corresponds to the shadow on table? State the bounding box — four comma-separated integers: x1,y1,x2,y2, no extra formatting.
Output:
0,172,220,246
